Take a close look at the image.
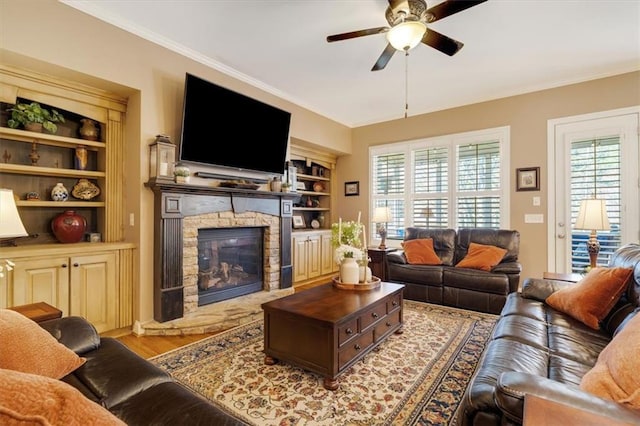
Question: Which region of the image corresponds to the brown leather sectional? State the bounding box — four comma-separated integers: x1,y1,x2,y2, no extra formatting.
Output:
457,243,640,425
387,228,521,314
39,317,245,425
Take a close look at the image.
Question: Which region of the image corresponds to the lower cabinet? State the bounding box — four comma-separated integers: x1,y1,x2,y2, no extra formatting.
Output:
293,230,337,283
0,243,135,333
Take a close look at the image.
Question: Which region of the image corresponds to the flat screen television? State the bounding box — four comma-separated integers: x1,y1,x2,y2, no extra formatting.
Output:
178,73,291,176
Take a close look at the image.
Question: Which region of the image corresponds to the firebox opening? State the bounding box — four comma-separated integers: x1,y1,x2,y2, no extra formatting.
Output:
197,227,264,306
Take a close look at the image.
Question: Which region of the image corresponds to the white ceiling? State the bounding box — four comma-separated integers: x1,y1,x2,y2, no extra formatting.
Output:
63,0,640,128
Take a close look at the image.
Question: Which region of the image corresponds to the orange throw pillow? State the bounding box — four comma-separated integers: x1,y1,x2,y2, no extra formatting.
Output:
455,242,507,272
545,267,633,330
0,309,85,379
402,238,442,265
0,368,126,425
580,312,640,409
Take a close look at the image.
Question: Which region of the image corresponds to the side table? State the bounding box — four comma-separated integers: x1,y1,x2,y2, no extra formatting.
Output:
8,302,63,323
367,247,397,281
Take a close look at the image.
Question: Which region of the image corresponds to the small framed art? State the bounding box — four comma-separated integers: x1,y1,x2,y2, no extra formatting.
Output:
516,167,540,191
345,181,359,196
292,213,306,229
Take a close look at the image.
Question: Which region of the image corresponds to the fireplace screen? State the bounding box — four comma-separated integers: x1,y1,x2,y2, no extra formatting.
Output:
197,227,264,306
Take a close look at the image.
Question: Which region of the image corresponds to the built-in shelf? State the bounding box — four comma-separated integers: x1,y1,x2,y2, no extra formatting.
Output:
16,200,106,207
0,163,105,178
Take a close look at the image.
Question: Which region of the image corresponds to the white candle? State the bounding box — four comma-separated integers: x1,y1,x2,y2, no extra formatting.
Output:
159,162,168,176
357,211,361,225
362,224,367,250
338,217,342,244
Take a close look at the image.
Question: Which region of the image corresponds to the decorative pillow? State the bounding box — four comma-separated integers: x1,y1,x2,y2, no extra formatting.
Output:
580,312,640,409
545,267,633,330
455,242,507,272
402,238,442,265
0,309,85,379
0,368,126,425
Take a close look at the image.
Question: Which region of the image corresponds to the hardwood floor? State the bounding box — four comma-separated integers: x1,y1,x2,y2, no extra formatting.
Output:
116,277,329,359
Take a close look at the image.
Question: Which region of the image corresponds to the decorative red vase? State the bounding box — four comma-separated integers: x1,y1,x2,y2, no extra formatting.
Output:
51,210,87,243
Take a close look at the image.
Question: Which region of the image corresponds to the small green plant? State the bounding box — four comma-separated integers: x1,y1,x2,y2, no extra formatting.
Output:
7,102,65,133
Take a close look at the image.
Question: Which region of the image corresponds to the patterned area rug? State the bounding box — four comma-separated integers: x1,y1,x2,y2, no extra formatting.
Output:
151,301,497,425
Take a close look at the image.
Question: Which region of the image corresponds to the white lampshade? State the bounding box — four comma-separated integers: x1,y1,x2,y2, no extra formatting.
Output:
0,189,28,238
372,207,393,223
386,21,427,51
575,199,610,231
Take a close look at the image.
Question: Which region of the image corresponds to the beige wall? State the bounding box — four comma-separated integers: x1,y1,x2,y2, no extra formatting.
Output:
1,0,638,326
345,72,640,281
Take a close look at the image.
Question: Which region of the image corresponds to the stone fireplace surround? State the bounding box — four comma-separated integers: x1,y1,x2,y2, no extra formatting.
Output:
147,180,297,324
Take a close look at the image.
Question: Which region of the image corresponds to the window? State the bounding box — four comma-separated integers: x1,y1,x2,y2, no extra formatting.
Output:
370,127,510,242
570,137,622,272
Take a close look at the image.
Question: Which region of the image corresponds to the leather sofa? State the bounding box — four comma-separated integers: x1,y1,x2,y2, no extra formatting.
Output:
457,243,640,426
386,228,521,314
39,316,245,426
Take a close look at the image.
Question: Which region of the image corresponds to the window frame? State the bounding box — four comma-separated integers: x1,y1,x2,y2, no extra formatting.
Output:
369,126,511,244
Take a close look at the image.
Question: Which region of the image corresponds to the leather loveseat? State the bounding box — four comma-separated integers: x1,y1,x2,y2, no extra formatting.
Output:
386,228,521,314
457,243,640,426
39,316,245,426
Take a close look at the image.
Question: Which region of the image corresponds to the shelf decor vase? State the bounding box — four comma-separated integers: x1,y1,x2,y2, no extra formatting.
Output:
51,210,87,243
51,183,69,201
339,257,359,284
79,118,99,141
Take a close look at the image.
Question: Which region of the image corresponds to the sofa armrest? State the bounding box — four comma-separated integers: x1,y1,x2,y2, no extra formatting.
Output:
39,316,101,355
496,372,640,425
387,251,407,265
491,261,521,275
520,277,576,302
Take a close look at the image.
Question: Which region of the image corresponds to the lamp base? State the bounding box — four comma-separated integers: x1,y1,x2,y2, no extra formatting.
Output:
586,232,600,269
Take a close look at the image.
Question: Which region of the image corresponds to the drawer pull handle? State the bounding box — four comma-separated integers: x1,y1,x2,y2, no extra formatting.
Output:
372,312,378,318
61,264,68,268
345,328,353,335
386,321,392,327
73,263,79,267
392,301,398,306
354,344,361,350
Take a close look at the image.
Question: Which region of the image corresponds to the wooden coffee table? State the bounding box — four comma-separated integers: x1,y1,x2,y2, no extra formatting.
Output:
262,281,404,390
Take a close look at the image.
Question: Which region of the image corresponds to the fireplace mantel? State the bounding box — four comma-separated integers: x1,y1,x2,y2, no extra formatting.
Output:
147,179,297,322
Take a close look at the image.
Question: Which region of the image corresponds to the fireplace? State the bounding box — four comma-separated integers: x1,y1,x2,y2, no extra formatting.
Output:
148,180,295,322
197,227,264,306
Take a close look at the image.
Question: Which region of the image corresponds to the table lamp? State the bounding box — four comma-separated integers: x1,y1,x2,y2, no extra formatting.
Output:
372,207,393,249
574,198,610,269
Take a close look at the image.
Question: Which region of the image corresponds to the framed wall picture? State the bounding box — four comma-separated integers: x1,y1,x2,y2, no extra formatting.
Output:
516,167,540,191
345,181,359,196
292,213,306,229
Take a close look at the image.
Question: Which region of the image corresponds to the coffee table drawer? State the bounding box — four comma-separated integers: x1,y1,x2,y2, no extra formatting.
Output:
338,318,359,347
387,294,402,313
360,301,388,330
338,331,374,369
373,309,401,342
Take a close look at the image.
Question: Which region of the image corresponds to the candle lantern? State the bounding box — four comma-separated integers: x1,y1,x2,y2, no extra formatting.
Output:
149,134,175,181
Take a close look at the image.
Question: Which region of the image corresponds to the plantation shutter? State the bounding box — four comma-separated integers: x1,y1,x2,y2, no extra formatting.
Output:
373,152,405,240
412,146,449,229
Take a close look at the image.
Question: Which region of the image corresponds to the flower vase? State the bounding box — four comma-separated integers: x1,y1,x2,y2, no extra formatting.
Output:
340,257,359,284
359,265,373,283
51,210,87,243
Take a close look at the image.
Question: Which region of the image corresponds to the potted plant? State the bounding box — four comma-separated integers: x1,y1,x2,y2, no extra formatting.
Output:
7,102,65,134
173,162,191,183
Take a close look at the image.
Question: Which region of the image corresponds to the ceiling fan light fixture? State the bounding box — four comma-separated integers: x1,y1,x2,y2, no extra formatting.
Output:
386,21,426,51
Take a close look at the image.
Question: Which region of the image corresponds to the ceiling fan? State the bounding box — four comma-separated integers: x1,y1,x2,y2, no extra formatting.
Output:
326,0,487,71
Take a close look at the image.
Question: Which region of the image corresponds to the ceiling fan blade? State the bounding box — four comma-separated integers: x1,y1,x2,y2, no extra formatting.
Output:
426,0,488,23
327,27,389,42
421,28,464,56
371,43,397,71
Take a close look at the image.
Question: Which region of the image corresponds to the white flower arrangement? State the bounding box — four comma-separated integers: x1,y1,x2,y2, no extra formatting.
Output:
333,244,364,265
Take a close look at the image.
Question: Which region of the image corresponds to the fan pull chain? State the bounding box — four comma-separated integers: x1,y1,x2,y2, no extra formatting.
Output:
404,50,409,119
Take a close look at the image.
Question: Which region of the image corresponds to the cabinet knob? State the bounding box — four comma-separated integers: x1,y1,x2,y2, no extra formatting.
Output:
73,263,79,267
392,301,398,306
354,344,361,351
371,312,378,318
61,264,67,268
345,328,353,335
386,321,392,327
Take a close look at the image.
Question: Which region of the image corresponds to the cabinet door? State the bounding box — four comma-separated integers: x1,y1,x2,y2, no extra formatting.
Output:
307,233,321,279
292,235,309,282
69,252,117,333
12,257,70,315
320,232,335,275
